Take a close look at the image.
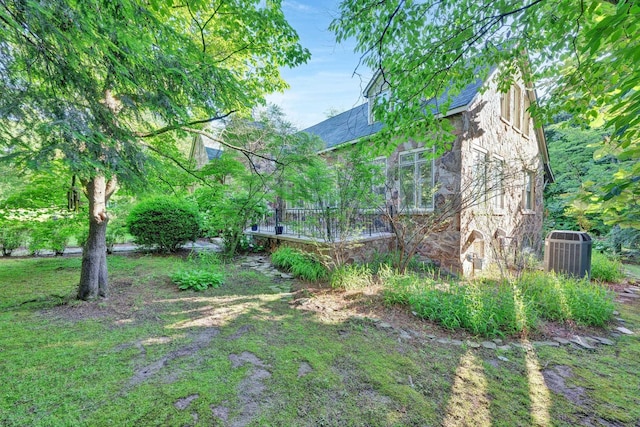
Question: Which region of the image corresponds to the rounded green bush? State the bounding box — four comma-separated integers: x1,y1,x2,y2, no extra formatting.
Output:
127,197,201,252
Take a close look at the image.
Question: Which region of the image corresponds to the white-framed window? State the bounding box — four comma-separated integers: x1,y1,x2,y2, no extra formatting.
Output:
500,89,511,123
523,170,535,211
522,94,531,137
513,85,522,131
398,148,434,210
471,148,488,204
491,157,505,211
371,156,387,199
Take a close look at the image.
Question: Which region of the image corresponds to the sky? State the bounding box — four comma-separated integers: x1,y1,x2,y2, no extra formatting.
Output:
264,0,374,130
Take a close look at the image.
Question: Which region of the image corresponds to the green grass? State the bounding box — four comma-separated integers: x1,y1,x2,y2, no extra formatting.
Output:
591,251,624,282
624,262,640,279
383,271,616,337
1,254,638,426
271,246,328,281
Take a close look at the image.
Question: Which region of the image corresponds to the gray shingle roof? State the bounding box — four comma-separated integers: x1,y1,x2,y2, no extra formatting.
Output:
303,79,483,150
205,147,223,160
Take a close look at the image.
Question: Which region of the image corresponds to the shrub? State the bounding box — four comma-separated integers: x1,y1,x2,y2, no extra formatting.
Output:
590,251,624,282
330,264,375,289
48,224,74,255
26,222,49,255
271,246,328,281
171,251,225,291
127,197,201,252
0,221,25,256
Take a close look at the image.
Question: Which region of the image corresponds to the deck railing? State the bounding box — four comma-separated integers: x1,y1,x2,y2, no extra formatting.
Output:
249,207,392,242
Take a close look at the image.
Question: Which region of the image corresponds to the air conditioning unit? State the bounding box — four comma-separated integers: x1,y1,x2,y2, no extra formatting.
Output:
544,231,592,279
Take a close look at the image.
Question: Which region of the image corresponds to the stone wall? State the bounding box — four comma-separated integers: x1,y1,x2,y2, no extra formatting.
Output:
254,234,396,266
457,73,546,276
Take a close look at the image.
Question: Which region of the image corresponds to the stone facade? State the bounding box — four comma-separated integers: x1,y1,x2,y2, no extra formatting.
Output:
276,69,552,276
356,71,548,275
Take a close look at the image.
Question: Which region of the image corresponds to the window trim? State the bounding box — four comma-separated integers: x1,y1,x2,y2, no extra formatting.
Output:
513,85,522,132
500,88,511,124
491,155,505,213
471,147,489,206
522,170,536,213
398,147,435,212
371,156,388,198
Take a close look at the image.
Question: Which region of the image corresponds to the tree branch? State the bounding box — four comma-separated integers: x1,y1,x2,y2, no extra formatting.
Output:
136,112,235,138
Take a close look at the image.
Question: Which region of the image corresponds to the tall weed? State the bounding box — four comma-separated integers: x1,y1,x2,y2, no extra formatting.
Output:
383,270,615,337
591,251,624,282
331,264,375,289
271,246,328,281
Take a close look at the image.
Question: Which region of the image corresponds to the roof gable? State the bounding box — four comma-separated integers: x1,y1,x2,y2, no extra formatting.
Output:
303,78,483,150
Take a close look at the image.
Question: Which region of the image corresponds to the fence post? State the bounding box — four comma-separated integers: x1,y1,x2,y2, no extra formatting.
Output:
326,206,332,241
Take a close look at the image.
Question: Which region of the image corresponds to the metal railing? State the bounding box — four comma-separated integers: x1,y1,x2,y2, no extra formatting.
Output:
248,207,392,242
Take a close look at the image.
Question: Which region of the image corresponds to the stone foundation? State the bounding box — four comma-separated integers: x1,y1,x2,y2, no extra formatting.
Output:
252,233,395,266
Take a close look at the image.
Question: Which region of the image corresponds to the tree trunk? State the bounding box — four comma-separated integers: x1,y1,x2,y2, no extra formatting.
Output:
77,176,117,301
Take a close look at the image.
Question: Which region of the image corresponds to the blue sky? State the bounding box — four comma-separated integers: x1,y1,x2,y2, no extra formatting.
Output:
265,0,374,130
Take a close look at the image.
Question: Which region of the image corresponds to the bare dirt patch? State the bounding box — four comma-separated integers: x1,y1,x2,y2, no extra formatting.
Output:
125,327,219,388
39,277,180,325
297,361,313,378
174,394,199,410
224,351,272,427
542,365,587,406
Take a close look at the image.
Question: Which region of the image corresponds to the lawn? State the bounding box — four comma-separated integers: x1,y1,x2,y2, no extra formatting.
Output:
1,253,639,426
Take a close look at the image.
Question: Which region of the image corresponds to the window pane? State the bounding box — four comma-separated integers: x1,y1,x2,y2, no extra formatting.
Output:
524,172,534,210
513,86,522,130
418,161,433,208
472,150,487,203
399,152,413,165
371,158,387,197
492,160,504,209
399,164,415,209
501,90,511,122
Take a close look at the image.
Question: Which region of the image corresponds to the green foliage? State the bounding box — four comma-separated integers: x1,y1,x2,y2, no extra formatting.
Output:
127,197,201,253
384,275,532,337
271,246,328,281
519,271,616,326
0,0,309,294
330,264,375,289
47,220,76,255
0,220,25,256
544,123,616,234
591,252,624,283
383,271,615,337
0,0,309,182
171,270,225,291
171,251,225,291
332,0,640,225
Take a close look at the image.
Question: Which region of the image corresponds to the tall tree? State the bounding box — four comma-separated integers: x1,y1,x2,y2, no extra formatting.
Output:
331,0,639,224
0,0,309,299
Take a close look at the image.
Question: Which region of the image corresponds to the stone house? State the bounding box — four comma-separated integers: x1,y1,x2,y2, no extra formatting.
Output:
302,69,553,275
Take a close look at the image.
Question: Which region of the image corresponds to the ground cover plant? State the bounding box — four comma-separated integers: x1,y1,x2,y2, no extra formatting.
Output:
271,246,328,281
591,251,624,283
171,252,225,291
1,253,638,426
383,271,616,337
